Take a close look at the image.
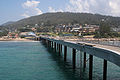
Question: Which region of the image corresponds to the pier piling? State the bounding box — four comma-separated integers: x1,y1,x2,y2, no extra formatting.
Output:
54,42,56,52
61,44,62,53
59,44,61,56
57,43,59,51
52,41,53,48
89,55,93,80
103,59,107,80
83,52,86,70
47,40,49,47
72,48,76,69
64,46,67,62
50,41,51,48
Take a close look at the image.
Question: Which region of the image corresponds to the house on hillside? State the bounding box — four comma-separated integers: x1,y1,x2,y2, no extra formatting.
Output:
19,32,36,39
112,27,120,32
82,25,99,33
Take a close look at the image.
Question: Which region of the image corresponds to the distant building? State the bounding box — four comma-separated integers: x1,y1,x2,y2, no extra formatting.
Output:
54,24,82,33
7,32,18,38
82,27,95,33
31,28,36,32
112,27,120,32
19,32,28,36
54,24,72,32
54,24,99,36
27,32,36,37
19,32,36,38
82,25,99,33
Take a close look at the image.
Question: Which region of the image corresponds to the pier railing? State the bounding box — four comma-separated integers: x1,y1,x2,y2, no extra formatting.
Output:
38,36,120,47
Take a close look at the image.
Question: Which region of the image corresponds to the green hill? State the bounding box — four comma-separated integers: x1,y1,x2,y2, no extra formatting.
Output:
4,12,120,28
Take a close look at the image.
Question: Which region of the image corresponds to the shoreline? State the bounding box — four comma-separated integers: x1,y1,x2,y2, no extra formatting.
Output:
0,38,38,42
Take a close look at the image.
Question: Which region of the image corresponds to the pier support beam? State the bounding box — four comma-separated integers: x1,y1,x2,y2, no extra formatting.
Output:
59,44,61,56
57,44,59,51
51,41,53,49
47,40,49,47
60,44,62,53
89,55,93,80
103,59,107,80
49,41,51,48
54,42,56,52
64,46,67,62
83,52,86,70
72,48,76,69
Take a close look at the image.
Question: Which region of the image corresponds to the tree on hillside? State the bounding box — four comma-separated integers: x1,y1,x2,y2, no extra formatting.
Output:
99,22,111,37
0,30,8,37
94,22,111,38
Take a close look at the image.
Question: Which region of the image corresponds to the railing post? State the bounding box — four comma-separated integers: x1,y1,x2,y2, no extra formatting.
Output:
103,59,107,80
64,46,67,62
72,48,76,69
89,55,93,80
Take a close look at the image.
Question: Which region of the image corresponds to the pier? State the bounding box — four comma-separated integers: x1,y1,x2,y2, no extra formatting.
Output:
39,36,120,80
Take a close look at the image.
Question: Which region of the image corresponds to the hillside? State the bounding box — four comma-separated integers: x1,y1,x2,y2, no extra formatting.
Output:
2,21,15,26
4,12,120,28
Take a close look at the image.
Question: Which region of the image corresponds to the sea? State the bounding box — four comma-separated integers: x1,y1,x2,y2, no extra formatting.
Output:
0,41,119,80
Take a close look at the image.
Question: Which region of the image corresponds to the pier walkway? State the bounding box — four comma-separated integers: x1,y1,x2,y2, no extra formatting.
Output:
67,40,120,55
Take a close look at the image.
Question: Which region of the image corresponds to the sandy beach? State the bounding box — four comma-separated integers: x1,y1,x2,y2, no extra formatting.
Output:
0,38,35,42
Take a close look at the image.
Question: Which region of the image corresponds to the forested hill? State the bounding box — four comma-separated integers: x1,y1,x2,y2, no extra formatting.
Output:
4,12,120,28
2,21,15,26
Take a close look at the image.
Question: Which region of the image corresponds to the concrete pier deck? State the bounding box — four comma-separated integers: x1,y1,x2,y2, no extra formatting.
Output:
69,40,120,55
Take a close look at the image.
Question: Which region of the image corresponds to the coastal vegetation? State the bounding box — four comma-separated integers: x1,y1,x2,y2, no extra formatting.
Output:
0,27,8,37
94,22,120,38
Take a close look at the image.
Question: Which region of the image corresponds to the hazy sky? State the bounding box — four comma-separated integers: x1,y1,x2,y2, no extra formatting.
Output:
0,0,120,25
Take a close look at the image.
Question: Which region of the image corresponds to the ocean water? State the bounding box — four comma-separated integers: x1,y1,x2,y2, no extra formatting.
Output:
0,41,119,80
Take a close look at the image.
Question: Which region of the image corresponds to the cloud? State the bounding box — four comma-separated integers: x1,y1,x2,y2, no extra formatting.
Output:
21,0,120,17
109,0,120,16
48,6,63,13
22,0,40,8
48,7,56,12
21,13,30,18
22,0,42,18
66,0,90,13
65,0,120,16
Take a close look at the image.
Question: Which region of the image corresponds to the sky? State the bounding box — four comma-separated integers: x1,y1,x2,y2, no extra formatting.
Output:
0,0,120,25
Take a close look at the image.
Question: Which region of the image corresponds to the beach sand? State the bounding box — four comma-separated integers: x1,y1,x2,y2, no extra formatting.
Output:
0,38,35,42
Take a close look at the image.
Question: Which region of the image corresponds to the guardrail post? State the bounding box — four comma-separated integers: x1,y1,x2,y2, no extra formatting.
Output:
72,48,76,69
64,46,67,62
89,55,93,80
103,59,107,80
